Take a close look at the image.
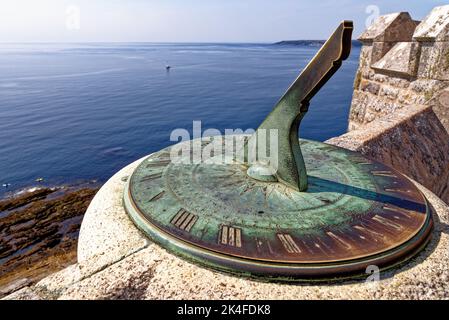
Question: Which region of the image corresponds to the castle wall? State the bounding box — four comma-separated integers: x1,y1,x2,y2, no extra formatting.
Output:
342,6,449,204
349,6,449,133
327,104,449,204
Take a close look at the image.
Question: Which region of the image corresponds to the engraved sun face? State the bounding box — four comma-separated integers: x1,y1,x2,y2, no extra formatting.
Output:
128,136,429,264
164,139,378,232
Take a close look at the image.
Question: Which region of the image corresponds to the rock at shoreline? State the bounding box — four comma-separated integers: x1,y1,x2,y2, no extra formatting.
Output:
0,187,99,297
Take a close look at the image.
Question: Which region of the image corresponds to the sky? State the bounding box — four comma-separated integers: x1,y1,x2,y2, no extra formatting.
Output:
0,0,447,43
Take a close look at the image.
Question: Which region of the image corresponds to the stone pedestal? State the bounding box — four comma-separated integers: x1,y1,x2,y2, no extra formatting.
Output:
414,6,449,81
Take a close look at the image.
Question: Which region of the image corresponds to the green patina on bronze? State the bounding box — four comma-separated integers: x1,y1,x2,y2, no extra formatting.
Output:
123,21,433,280
245,21,353,192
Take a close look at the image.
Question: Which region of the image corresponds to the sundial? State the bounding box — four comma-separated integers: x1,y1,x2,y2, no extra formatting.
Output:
123,21,433,281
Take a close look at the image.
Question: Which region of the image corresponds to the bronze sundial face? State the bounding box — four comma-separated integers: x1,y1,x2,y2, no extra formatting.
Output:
123,21,433,280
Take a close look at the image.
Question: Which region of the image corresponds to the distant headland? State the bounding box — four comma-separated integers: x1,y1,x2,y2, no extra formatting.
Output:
273,40,362,47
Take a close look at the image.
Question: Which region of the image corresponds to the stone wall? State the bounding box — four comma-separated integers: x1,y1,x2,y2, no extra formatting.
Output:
327,104,449,204
343,6,449,204
349,6,449,132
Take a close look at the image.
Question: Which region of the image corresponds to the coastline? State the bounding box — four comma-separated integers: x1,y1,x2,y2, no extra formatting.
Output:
0,183,100,297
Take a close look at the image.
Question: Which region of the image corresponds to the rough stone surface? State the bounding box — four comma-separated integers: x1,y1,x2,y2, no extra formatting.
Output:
0,187,98,298
413,5,449,41
349,6,449,131
328,104,449,204
0,278,32,297
77,157,150,265
347,13,449,205
417,41,449,81
358,12,418,66
372,42,420,77
433,87,449,130
359,12,417,43
2,286,42,300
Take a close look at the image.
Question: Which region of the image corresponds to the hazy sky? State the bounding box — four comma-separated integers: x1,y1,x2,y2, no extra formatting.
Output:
0,0,447,42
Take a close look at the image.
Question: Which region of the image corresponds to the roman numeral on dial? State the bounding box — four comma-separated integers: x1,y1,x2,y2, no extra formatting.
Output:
170,209,198,232
277,233,301,253
219,225,242,248
140,172,163,182
146,160,171,168
149,191,165,202
371,170,397,178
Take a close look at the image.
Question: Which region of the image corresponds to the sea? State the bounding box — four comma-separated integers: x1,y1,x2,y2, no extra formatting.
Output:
0,42,360,197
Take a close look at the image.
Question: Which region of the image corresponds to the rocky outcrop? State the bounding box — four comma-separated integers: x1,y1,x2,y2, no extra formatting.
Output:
0,187,98,297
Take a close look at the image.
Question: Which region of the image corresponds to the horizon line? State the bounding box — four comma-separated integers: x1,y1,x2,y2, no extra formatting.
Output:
0,40,330,44
0,40,363,46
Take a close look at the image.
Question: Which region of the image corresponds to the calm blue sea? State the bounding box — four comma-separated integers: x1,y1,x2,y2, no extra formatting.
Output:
0,43,360,196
